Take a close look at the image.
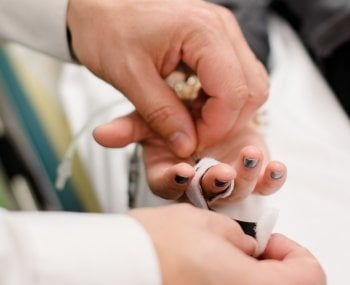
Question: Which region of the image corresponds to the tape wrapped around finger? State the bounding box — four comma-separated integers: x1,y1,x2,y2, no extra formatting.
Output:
186,157,234,209
186,157,278,257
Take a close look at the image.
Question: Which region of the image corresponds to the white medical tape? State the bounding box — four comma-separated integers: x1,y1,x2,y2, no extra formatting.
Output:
186,157,234,209
186,157,278,257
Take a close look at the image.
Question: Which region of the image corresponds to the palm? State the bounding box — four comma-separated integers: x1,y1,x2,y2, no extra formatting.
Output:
141,121,273,201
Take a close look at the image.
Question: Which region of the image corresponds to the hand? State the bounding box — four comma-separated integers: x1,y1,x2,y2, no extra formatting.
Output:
130,204,326,285
67,0,269,158
93,111,286,200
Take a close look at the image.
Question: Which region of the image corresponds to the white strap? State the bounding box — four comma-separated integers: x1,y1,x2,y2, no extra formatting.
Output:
186,157,234,209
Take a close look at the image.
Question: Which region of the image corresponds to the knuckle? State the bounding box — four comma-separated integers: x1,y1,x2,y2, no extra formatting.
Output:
248,85,269,107
228,84,250,109
199,8,221,24
189,6,224,32
217,5,236,22
248,63,270,107
143,104,177,131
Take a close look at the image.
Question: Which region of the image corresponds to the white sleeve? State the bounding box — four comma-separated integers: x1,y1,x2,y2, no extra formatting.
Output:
0,211,161,285
0,0,71,61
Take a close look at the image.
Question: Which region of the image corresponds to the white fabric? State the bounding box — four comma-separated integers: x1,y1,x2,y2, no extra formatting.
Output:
266,15,350,285
0,211,161,285
213,196,278,256
0,0,71,61
58,64,136,213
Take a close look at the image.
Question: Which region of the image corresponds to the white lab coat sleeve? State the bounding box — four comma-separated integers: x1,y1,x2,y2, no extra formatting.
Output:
0,0,71,61
0,211,162,285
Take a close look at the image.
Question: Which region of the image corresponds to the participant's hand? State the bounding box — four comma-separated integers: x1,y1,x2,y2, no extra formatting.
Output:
68,0,269,157
93,111,286,200
130,204,326,285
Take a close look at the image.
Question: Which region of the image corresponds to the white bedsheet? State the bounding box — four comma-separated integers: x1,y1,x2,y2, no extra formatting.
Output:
266,15,350,285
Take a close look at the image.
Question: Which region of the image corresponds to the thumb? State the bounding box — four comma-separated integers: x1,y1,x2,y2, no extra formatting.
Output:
114,56,196,158
93,112,152,148
261,234,326,284
262,234,308,261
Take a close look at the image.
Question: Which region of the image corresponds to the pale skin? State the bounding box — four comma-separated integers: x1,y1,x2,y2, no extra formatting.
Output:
94,114,287,202
93,70,287,202
70,0,281,201
130,204,326,285
67,0,269,158
68,0,324,282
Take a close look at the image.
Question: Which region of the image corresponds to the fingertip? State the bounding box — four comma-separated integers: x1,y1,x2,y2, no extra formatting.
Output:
200,164,235,200
256,161,287,195
239,145,263,173
269,161,287,185
262,233,301,260
168,131,196,158
149,162,195,200
173,162,196,186
92,122,117,147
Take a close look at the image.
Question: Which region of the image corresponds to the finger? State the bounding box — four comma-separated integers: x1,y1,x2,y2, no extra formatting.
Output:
93,111,152,148
236,61,269,128
231,146,263,201
142,135,195,200
200,163,235,201
181,17,249,150
113,53,196,158
254,161,287,195
214,5,269,130
147,162,195,200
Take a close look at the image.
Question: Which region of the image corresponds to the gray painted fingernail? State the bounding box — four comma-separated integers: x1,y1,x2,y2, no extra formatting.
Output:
243,157,258,168
271,171,283,180
214,179,229,188
175,175,189,184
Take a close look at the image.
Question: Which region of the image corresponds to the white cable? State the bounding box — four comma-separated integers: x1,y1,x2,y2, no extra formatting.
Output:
55,100,129,190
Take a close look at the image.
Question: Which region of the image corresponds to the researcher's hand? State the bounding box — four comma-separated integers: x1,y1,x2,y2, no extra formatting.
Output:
130,204,326,285
67,0,269,158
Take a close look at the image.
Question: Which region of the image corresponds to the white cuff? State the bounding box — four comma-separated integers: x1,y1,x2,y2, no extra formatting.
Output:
0,212,161,285
0,0,72,61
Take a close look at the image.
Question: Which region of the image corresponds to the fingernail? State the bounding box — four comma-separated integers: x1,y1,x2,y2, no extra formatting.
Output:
175,175,189,185
271,171,283,180
168,132,193,157
214,179,229,188
243,157,258,168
